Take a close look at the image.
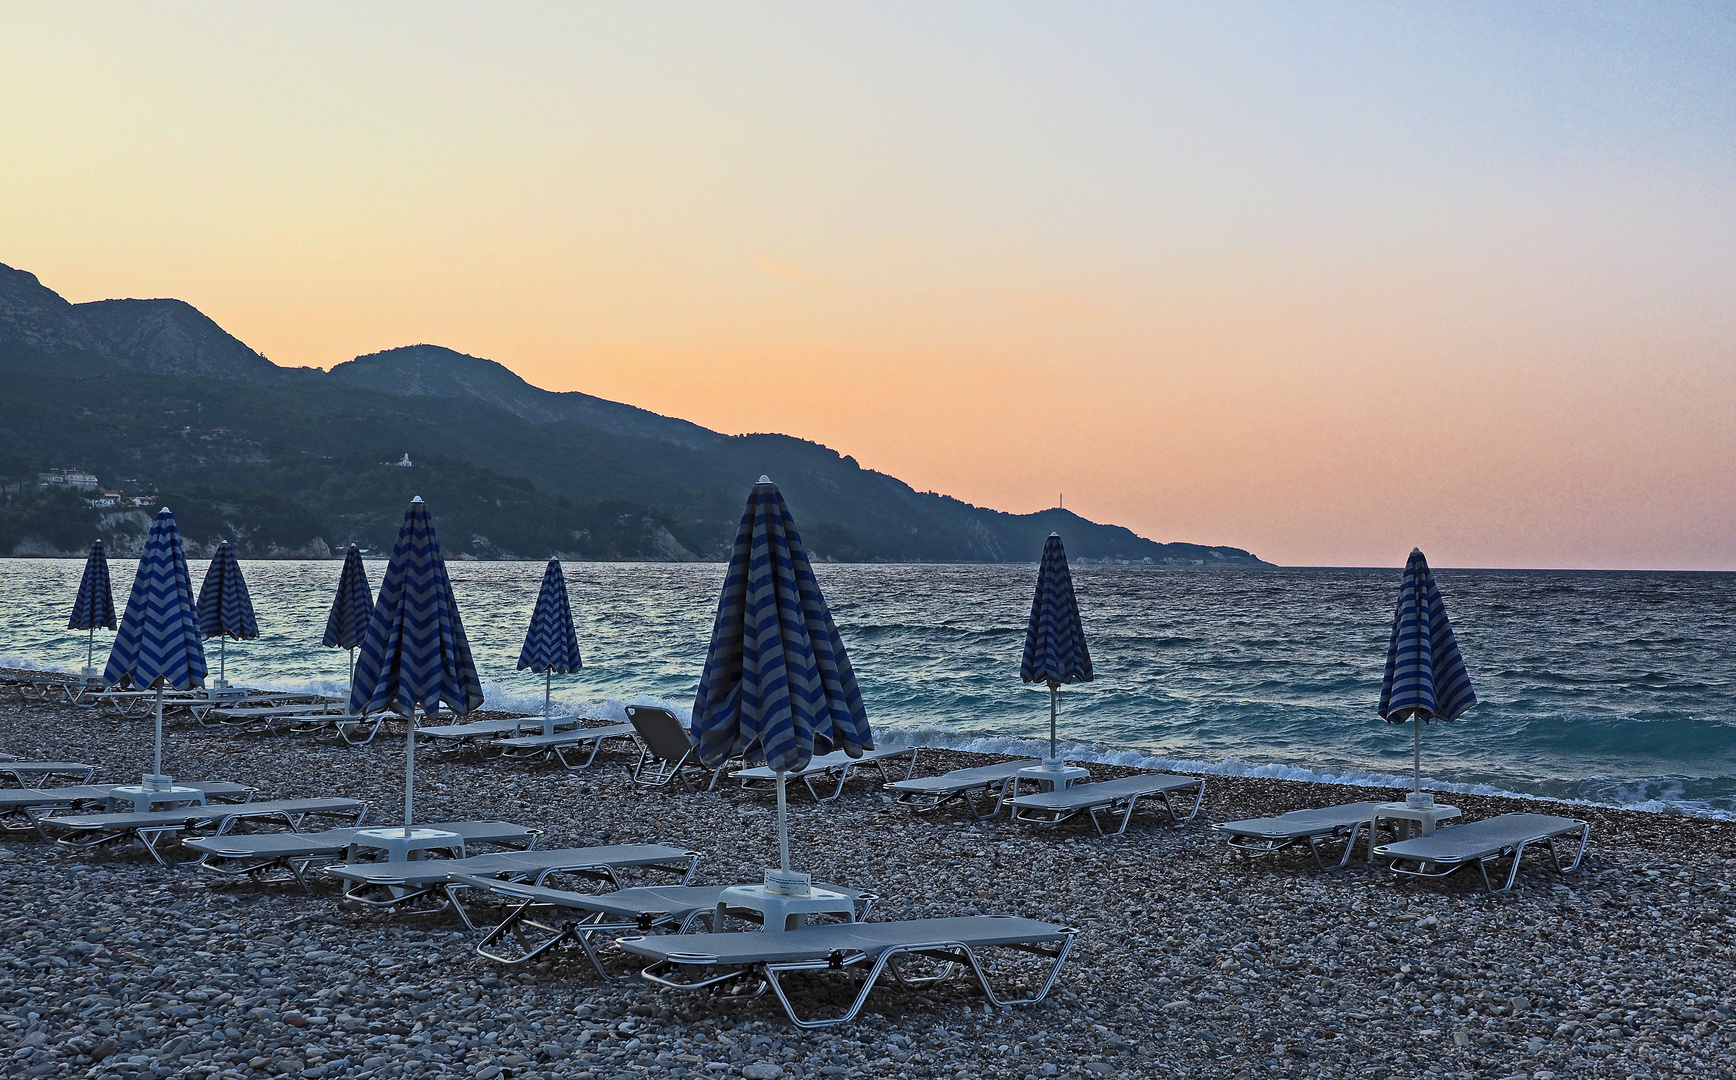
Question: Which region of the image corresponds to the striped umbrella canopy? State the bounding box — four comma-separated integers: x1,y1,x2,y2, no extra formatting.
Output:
349,497,483,830
68,539,116,674
691,476,869,878
196,540,258,688
322,544,374,699
105,508,207,783
1379,548,1478,796
517,557,581,728
1021,532,1094,763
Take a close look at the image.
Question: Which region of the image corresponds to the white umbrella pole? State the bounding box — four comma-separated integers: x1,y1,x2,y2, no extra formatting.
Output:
1049,684,1059,762
218,636,226,688
405,710,415,836
545,671,552,718
153,685,164,778
1413,712,1422,794
86,627,94,671
347,647,355,706
777,770,790,873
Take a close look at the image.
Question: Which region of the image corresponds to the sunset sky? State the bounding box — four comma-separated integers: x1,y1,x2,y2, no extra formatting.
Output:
3,4,1733,569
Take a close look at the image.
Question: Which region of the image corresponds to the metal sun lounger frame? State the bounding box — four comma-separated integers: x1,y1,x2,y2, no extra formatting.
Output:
731,746,920,803
494,724,638,770
618,915,1076,1029
455,877,876,980
184,820,542,890
1007,773,1206,836
0,781,256,839
41,797,370,865
885,759,1045,819
1373,812,1592,895
325,844,704,926
419,716,578,755
1214,801,1388,871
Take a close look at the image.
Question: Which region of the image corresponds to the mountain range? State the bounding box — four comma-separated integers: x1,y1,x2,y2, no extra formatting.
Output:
0,260,1266,566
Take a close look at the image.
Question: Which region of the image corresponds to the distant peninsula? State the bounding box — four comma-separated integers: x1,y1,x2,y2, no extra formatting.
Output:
0,261,1268,566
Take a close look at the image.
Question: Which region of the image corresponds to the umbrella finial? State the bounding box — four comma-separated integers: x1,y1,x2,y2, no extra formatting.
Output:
757,475,772,484
411,495,424,504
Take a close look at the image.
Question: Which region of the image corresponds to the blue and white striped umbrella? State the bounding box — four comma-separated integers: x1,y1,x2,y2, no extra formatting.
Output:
517,557,581,726
323,545,373,650
1379,548,1477,794
68,539,116,673
105,508,206,782
323,544,373,700
349,497,482,829
196,540,258,688
1021,532,1093,762
692,477,869,874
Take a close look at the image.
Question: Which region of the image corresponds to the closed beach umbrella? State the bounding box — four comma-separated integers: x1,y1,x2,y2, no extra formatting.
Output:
691,477,870,885
196,540,258,689
350,497,483,832
1021,533,1093,764
517,557,581,733
68,539,116,675
1379,548,1477,801
323,545,374,701
105,508,206,785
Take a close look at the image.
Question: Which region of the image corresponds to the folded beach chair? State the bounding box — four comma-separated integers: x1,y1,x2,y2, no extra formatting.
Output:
732,746,919,803
1215,801,1386,871
0,761,99,787
41,797,369,864
494,723,637,770
325,843,702,925
620,915,1076,1028
885,759,1045,819
624,706,722,790
185,820,541,890
1007,773,1205,836
455,876,875,979
1373,812,1591,894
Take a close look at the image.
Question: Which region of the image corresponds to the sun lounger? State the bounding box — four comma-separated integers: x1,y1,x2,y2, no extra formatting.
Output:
0,761,99,787
1373,812,1591,894
202,700,345,733
455,876,875,979
1215,802,1386,871
624,706,722,790
1007,773,1205,836
184,820,541,890
326,843,702,925
886,759,1045,819
40,797,369,864
419,716,575,753
731,746,919,803
495,723,637,770
0,786,114,837
620,915,1076,1028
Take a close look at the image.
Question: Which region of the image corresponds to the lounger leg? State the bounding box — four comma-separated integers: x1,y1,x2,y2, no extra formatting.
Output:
954,936,1075,1009
763,954,895,1029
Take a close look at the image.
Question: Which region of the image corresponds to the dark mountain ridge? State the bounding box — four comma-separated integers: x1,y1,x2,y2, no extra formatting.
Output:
0,260,1267,565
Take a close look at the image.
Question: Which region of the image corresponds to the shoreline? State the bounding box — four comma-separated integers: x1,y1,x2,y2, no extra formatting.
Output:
2,692,1733,1080
5,663,1730,824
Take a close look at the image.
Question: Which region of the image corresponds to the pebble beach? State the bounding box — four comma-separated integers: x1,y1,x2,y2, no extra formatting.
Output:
2,689,1732,1080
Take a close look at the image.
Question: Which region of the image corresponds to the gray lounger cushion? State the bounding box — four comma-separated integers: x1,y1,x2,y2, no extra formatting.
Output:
1373,812,1590,894
618,915,1075,1028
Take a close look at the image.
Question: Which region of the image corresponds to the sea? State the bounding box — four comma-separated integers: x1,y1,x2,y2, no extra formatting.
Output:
2,559,1732,819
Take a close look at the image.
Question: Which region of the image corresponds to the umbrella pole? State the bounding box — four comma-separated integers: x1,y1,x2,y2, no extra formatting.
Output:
347,647,355,705
777,770,790,873
405,709,416,836
218,637,226,688
86,627,94,671
1413,712,1422,794
153,685,163,780
545,671,551,718
1049,684,1059,762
